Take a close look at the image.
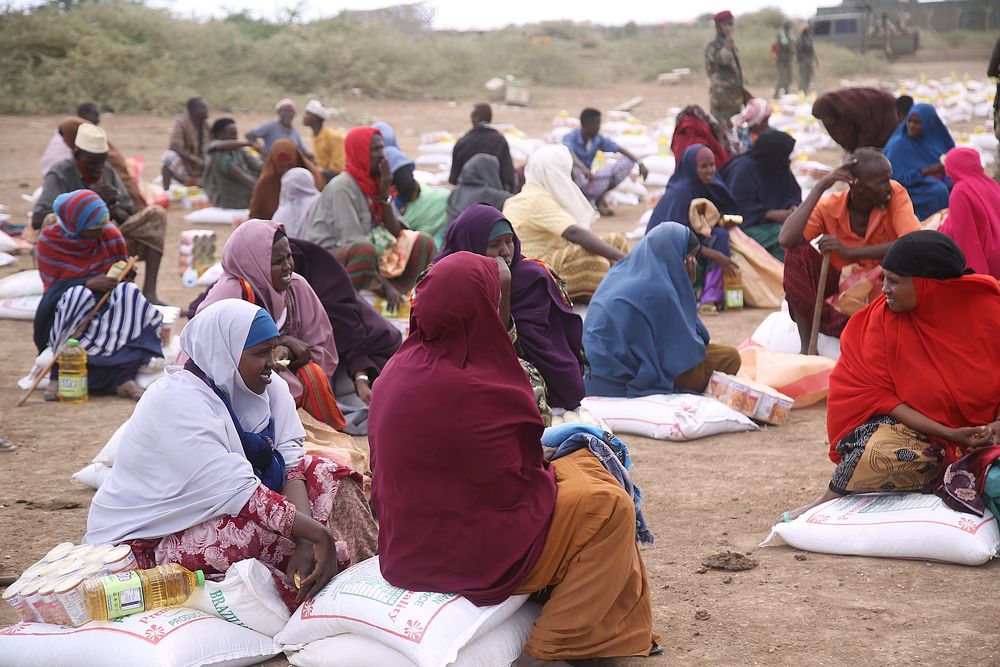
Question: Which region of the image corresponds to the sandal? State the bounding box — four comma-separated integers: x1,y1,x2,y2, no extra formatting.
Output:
0,437,15,453
116,380,145,401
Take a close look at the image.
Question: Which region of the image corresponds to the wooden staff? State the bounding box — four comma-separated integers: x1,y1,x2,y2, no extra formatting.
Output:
16,256,139,407
807,251,832,356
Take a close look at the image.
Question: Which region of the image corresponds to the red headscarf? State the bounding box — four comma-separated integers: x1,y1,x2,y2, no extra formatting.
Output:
369,252,557,605
671,108,730,168
248,139,324,220
343,126,384,220
941,147,1000,280
827,275,1000,462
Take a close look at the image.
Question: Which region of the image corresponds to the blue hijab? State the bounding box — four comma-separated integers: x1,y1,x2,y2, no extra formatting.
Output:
647,143,739,235
883,103,954,220
719,129,802,228
371,121,415,174
583,221,710,398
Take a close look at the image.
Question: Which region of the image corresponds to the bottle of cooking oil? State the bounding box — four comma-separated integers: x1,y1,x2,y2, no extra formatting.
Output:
82,563,205,620
723,267,744,311
57,339,88,403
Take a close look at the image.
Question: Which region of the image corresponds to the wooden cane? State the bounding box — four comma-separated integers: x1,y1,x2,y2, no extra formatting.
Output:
16,256,139,407
807,251,832,356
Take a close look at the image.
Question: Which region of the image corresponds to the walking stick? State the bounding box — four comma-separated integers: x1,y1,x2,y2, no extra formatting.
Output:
16,256,139,407
807,251,832,356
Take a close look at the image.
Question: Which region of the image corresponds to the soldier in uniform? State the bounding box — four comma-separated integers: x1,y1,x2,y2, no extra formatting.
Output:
773,20,794,98
705,10,751,132
796,24,818,94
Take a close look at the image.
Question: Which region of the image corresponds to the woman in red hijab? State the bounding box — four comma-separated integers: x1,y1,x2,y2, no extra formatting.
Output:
306,127,435,299
369,252,659,663
940,146,1000,280
782,231,1000,522
670,105,734,169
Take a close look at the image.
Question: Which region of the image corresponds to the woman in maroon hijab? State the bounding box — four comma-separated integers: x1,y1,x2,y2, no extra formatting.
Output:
369,252,658,664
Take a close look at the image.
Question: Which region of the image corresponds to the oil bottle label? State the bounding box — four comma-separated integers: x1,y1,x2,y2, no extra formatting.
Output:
99,571,145,619
58,375,87,398
725,288,744,309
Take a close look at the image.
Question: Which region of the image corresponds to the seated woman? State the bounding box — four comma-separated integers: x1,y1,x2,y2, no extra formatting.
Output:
648,143,739,310
308,127,436,301
719,129,802,260
584,221,741,397
939,147,1000,280
437,204,585,413
286,237,402,432
86,299,378,610
369,252,659,665
273,167,322,240
34,190,163,401
730,97,771,154
198,219,345,431
248,139,325,220
372,121,450,247
883,103,955,221
503,145,628,302
782,231,1000,522
670,105,734,169
203,117,263,210
445,153,512,226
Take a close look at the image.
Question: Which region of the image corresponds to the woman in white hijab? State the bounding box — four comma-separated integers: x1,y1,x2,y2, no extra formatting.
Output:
502,144,630,301
86,299,377,609
273,167,322,240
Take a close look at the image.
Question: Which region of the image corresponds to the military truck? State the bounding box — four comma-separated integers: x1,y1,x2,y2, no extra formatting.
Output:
811,10,919,58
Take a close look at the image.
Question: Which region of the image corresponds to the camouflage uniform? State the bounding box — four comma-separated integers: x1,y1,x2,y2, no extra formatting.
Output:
796,32,816,94
774,29,794,97
705,35,749,131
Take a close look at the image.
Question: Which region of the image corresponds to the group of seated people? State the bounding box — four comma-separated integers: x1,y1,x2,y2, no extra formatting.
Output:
26,87,1000,663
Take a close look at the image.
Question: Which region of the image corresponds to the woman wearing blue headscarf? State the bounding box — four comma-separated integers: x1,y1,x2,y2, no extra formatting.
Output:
371,120,449,246
883,103,954,221
583,221,741,397
646,144,740,309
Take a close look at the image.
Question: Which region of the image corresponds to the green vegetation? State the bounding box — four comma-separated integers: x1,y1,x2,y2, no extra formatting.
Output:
0,1,912,114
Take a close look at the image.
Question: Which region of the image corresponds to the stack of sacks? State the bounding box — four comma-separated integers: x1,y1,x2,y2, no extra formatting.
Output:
495,124,543,164
415,131,455,171
0,269,44,319
276,556,540,667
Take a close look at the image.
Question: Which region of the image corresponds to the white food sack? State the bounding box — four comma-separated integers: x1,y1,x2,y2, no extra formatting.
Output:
0,270,43,298
580,394,758,441
183,207,247,225
277,556,528,667
749,310,840,360
287,602,541,667
0,607,281,667
763,493,1000,566
0,294,42,320
187,559,291,637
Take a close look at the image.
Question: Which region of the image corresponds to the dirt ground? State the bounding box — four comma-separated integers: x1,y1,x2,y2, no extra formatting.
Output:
1,53,999,666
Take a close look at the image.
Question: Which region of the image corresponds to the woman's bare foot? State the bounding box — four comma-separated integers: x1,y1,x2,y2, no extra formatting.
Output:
513,651,572,667
116,380,145,401
778,488,842,525
44,385,58,401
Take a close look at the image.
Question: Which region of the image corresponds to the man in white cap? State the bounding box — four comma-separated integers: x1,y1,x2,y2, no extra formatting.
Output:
246,98,312,159
161,96,210,189
302,99,344,180
32,123,169,304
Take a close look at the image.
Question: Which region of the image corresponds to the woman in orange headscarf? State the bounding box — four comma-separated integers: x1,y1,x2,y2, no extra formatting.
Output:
248,139,325,220
781,231,1000,522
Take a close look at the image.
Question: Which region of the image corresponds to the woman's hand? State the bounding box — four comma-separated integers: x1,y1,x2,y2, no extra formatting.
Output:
985,420,1000,445
355,376,372,405
947,425,990,449
285,540,316,596
85,275,118,294
922,162,945,177
296,532,338,603
684,254,698,285
377,158,393,199
278,336,312,370
380,281,403,311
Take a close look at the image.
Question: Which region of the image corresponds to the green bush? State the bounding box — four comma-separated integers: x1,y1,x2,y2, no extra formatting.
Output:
0,1,899,114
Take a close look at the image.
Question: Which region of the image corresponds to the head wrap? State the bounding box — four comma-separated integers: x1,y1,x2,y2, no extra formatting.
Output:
273,167,322,240
371,121,415,175
939,146,1000,279
74,123,109,154
275,98,297,113
244,308,280,349
881,230,968,280
749,128,796,169
488,219,514,241
735,97,772,128
247,139,324,220
344,126,385,220
54,189,109,237
304,99,330,120
714,10,734,24
523,144,598,228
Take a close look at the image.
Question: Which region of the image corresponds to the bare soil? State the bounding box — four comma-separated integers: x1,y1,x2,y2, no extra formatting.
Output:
1,55,998,666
